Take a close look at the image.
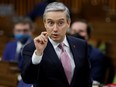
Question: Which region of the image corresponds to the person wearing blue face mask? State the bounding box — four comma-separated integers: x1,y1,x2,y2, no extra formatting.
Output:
2,17,33,87
14,33,31,44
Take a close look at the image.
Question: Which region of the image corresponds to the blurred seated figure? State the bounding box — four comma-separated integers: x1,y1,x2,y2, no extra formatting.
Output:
27,0,56,21
70,19,107,84
2,17,34,87
97,42,115,84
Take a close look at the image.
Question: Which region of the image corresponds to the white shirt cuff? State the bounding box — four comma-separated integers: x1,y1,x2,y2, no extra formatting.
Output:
92,80,100,84
92,80,100,87
32,50,43,64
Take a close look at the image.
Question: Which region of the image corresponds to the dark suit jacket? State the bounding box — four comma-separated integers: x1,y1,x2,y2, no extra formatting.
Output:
3,40,17,61
21,36,92,87
88,45,106,83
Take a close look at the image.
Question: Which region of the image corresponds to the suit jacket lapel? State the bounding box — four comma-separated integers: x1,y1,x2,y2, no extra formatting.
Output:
67,36,81,85
44,40,69,84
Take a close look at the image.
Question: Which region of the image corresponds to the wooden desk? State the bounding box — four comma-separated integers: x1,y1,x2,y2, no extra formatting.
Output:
0,61,20,87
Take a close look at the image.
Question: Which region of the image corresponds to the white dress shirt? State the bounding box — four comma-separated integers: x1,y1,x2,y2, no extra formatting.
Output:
32,36,75,76
17,41,23,54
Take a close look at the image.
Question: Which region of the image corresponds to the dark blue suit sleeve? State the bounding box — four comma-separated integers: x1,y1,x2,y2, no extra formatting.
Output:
89,46,106,83
21,41,40,84
2,45,9,61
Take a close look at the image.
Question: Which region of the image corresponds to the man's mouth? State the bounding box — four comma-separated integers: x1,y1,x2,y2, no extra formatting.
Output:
52,34,59,38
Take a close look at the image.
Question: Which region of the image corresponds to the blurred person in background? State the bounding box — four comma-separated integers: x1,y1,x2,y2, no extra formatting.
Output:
2,17,33,87
27,0,56,21
70,19,107,84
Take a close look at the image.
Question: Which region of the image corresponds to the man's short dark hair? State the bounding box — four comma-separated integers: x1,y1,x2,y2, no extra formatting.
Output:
13,17,34,29
71,18,92,38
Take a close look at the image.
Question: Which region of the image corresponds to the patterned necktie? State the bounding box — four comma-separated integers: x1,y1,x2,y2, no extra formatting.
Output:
58,43,72,84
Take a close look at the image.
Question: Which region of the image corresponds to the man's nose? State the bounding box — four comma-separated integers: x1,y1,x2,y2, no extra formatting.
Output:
21,31,25,34
53,24,58,32
18,31,25,34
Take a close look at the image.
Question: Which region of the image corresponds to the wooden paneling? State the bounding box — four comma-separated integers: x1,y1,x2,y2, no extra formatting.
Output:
34,17,45,35
91,21,116,41
0,16,13,57
0,0,42,16
0,36,8,57
0,61,19,87
0,0,115,16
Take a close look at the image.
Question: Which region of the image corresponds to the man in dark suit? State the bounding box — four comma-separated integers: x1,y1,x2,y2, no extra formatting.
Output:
2,17,33,87
21,2,92,87
70,19,106,84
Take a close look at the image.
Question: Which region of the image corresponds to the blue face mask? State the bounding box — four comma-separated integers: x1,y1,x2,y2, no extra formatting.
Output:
14,34,31,44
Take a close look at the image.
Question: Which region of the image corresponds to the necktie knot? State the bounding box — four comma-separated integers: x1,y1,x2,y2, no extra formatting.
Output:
58,43,65,52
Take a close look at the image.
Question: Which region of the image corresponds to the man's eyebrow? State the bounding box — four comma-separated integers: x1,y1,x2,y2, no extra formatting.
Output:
46,18,65,21
46,19,53,21
59,18,65,21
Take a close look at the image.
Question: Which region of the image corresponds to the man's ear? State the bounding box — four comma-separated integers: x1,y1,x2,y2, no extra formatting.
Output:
67,20,71,28
43,20,47,29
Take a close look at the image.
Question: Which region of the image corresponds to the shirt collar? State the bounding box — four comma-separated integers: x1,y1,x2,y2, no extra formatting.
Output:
48,36,69,49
